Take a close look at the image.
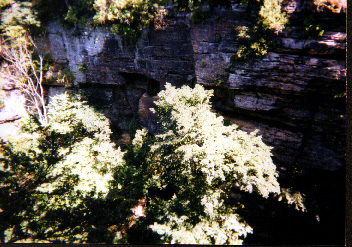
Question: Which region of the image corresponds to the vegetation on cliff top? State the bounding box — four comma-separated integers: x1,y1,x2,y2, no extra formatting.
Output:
1,0,287,40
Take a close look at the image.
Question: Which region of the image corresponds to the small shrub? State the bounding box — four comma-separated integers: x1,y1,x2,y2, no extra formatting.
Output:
64,0,95,26
78,63,87,72
235,45,250,60
234,25,272,61
200,60,207,68
258,0,288,33
190,6,210,24
304,15,324,37
154,7,168,30
236,25,250,39
0,1,40,40
94,0,160,40
57,68,74,87
32,52,53,73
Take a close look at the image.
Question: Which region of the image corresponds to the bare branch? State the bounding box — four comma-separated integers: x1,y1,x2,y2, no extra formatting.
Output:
1,35,48,125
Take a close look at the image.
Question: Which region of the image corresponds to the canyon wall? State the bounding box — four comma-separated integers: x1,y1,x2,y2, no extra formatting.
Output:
0,1,345,172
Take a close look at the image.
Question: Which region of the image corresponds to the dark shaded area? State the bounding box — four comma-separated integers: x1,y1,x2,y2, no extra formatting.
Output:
123,217,162,244
242,168,345,245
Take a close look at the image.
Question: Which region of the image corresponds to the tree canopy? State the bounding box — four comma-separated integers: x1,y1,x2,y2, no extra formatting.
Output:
135,83,281,244
0,85,305,244
0,92,125,243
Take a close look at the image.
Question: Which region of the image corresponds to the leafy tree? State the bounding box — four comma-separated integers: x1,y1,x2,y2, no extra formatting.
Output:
0,0,40,40
258,0,288,33
233,0,288,60
64,0,95,27
0,92,125,243
121,84,304,244
93,0,162,39
32,0,69,25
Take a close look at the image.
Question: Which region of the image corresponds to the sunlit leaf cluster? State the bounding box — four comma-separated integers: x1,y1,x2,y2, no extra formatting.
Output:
0,0,40,41
0,92,125,243
137,84,281,244
93,0,161,39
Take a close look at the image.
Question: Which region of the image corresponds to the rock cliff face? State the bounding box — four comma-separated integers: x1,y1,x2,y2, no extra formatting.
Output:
188,4,346,171
0,2,345,172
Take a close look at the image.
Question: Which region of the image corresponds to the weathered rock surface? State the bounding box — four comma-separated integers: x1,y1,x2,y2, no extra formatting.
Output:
46,19,195,87
0,3,345,172
190,5,345,171
0,79,27,138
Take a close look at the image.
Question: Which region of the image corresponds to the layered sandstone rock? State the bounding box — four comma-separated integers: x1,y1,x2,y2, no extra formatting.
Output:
0,2,345,172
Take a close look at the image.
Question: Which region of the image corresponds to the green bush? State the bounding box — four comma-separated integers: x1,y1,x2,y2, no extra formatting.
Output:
64,0,95,27
190,6,210,24
0,0,40,40
94,0,161,39
0,92,125,243
123,84,304,244
304,15,324,37
258,0,288,33
33,0,68,24
57,68,74,87
78,63,87,72
234,25,272,61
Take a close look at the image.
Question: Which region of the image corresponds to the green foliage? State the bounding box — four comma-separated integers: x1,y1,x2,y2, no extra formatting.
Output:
93,0,161,39
304,15,324,37
190,6,210,24
33,0,94,27
109,128,157,243
0,0,13,9
0,92,125,243
0,84,306,244
32,52,53,73
78,64,87,72
232,0,288,61
172,0,231,11
234,25,272,61
64,0,95,27
258,0,288,33
0,0,40,41
128,84,285,244
32,0,67,25
57,68,74,87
